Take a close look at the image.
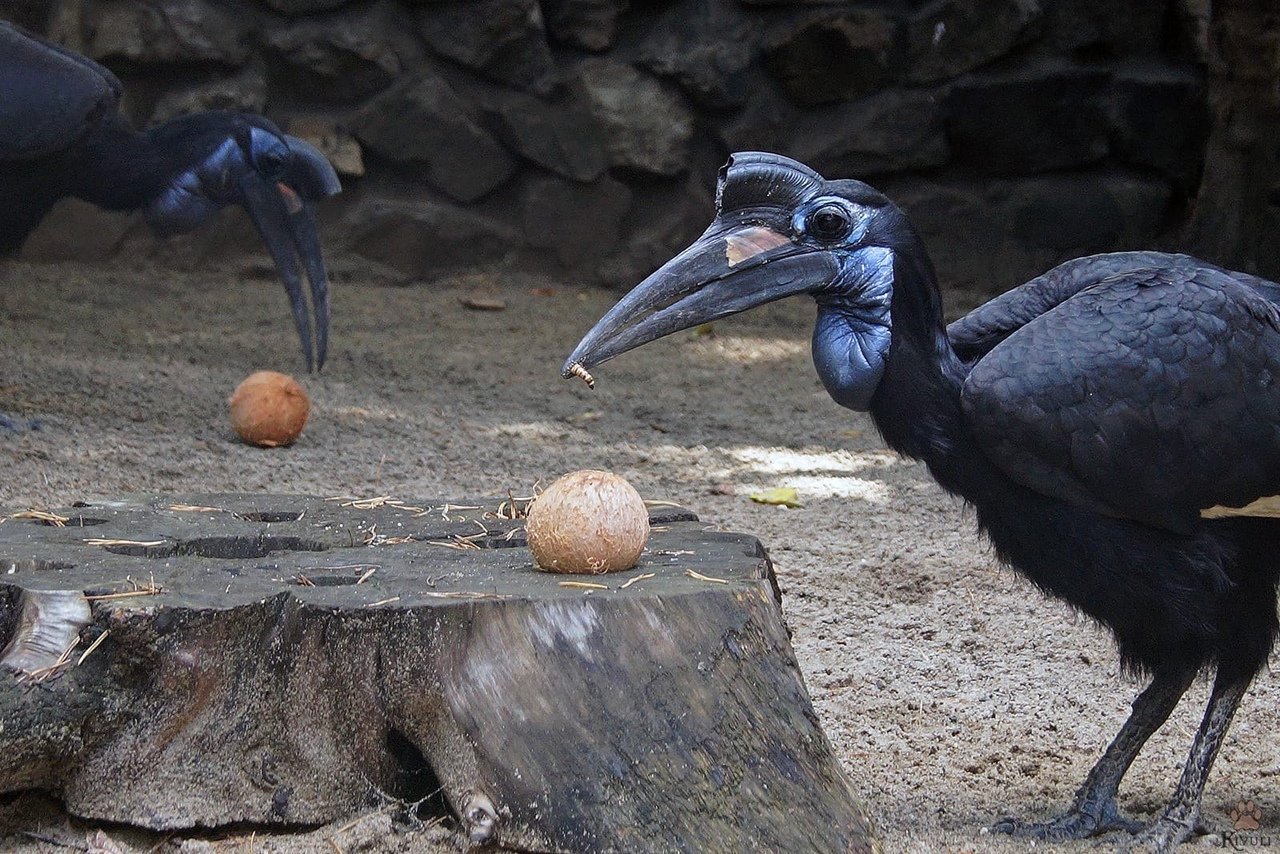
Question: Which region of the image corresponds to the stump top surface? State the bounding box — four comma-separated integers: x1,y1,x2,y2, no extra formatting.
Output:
0,493,772,609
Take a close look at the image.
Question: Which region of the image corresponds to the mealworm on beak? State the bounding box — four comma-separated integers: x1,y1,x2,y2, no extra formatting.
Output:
566,362,596,389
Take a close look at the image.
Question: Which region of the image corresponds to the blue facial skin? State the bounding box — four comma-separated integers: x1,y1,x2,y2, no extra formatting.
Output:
811,245,894,412
144,136,237,235
145,127,291,236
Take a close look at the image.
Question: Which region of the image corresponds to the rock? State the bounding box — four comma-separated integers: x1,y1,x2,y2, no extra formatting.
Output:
640,0,764,110
266,17,401,101
521,173,631,267
149,66,268,125
84,0,252,65
1174,0,1211,63
886,172,1173,297
994,171,1172,255
464,82,607,182
1045,0,1168,56
286,117,365,177
763,8,902,107
257,0,351,11
595,175,714,287
716,80,799,155
542,0,628,51
1109,64,1209,190
16,198,138,264
353,77,517,203
574,59,694,177
905,0,1042,83
416,0,555,96
947,61,1111,175
882,177,1014,294
0,0,49,29
787,88,949,177
347,197,519,277
720,85,947,177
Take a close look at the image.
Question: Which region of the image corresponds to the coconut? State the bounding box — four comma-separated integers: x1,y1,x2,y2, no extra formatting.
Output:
229,370,310,448
526,470,650,574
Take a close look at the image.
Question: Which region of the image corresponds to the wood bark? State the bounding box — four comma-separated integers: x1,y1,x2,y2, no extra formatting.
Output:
0,493,877,853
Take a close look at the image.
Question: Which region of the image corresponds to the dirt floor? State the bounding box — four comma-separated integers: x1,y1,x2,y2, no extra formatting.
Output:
1,251,1278,853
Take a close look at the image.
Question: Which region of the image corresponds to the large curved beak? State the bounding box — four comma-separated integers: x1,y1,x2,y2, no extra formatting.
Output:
562,221,838,382
239,137,340,372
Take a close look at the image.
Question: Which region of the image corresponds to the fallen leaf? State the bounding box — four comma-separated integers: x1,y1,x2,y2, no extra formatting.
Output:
749,487,802,508
530,286,557,297
460,296,507,311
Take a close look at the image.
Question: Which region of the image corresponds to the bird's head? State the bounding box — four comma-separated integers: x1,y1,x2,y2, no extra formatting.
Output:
564,152,916,410
143,114,341,371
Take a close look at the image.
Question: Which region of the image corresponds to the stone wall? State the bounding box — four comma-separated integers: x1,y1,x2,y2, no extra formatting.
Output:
4,0,1212,296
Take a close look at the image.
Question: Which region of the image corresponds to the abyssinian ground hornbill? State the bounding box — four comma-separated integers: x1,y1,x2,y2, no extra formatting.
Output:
0,22,340,371
564,152,1280,850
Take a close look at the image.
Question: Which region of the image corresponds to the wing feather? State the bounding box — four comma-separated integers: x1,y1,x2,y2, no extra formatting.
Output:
0,23,122,160
961,263,1280,533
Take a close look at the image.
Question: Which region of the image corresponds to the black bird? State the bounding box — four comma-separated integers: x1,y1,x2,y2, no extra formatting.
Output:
0,22,341,371
564,152,1280,850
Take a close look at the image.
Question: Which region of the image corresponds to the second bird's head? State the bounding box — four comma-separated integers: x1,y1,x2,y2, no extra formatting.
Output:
144,113,341,372
563,152,928,411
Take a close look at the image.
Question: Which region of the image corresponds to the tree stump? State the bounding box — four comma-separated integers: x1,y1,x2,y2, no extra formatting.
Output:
0,493,876,853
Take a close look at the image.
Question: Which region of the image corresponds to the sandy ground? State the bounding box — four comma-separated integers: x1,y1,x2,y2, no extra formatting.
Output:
1,252,1278,853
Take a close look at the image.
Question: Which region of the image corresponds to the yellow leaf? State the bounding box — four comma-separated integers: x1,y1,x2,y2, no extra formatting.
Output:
749,487,802,508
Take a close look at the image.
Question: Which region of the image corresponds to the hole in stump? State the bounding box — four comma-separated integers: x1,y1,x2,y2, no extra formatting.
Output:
28,516,107,527
2,558,75,574
237,511,305,523
302,575,359,587
386,729,455,825
106,536,329,559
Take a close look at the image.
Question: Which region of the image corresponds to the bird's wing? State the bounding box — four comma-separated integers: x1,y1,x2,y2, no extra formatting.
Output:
0,23,122,160
960,263,1280,533
945,252,1280,362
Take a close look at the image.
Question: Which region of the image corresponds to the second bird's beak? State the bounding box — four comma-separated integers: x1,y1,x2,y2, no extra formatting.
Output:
239,136,340,373
562,219,837,382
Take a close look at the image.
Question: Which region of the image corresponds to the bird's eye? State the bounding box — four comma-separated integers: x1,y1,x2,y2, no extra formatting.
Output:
807,204,851,242
256,149,287,180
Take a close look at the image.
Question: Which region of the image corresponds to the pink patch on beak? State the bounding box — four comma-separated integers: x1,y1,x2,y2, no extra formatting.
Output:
277,182,303,215
725,226,792,267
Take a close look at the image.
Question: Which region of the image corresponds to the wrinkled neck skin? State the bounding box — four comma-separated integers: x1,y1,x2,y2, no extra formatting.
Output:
812,246,893,411
813,241,982,497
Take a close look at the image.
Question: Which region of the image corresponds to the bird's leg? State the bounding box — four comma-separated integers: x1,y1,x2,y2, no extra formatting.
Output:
1131,673,1250,852
994,667,1194,841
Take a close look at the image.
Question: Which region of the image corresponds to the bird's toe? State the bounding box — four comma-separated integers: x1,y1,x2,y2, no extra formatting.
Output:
993,808,1143,841
1125,815,1198,853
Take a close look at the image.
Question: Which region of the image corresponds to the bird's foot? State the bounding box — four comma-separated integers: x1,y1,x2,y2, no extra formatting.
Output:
1124,812,1199,853
993,803,1143,841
